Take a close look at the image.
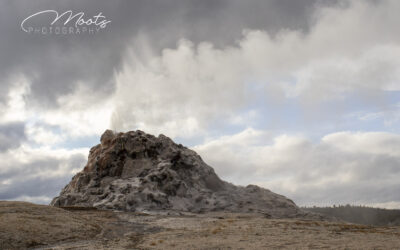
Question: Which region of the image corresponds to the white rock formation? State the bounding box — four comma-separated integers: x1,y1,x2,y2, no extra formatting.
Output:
51,130,315,218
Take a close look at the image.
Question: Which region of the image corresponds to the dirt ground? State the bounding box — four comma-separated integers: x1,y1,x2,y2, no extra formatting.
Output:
1,201,400,249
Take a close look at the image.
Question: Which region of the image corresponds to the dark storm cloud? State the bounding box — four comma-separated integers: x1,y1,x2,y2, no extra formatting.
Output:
0,122,26,152
0,0,335,107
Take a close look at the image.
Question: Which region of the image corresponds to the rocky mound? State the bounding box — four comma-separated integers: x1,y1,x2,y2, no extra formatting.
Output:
51,130,307,218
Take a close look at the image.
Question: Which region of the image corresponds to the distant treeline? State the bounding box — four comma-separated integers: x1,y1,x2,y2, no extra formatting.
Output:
303,205,400,226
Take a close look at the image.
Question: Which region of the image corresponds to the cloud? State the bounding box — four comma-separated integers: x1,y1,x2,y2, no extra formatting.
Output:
0,0,333,140
0,144,88,203
110,39,250,137
0,0,320,107
4,0,397,140
8,195,52,204
110,0,400,137
0,122,26,152
354,102,400,128
322,131,400,156
194,129,400,208
0,76,113,141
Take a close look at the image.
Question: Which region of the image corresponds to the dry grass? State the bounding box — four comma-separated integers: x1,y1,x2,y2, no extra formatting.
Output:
211,227,223,234
1,202,400,249
0,201,102,249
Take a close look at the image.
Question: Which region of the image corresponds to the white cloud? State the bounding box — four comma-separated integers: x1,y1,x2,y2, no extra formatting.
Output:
38,82,114,138
0,75,31,124
26,125,65,145
193,128,400,208
9,195,52,204
368,201,400,210
348,102,400,129
322,131,400,156
1,77,113,141
110,38,249,138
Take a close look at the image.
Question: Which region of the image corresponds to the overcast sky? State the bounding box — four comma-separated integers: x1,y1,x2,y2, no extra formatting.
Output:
1,0,400,208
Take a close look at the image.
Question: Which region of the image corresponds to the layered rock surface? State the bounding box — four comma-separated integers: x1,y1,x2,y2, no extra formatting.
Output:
51,130,308,218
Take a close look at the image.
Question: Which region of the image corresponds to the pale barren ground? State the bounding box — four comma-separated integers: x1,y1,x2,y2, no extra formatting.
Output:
1,202,400,249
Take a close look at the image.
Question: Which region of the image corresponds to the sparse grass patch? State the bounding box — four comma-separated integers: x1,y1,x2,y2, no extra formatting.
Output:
211,227,222,234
